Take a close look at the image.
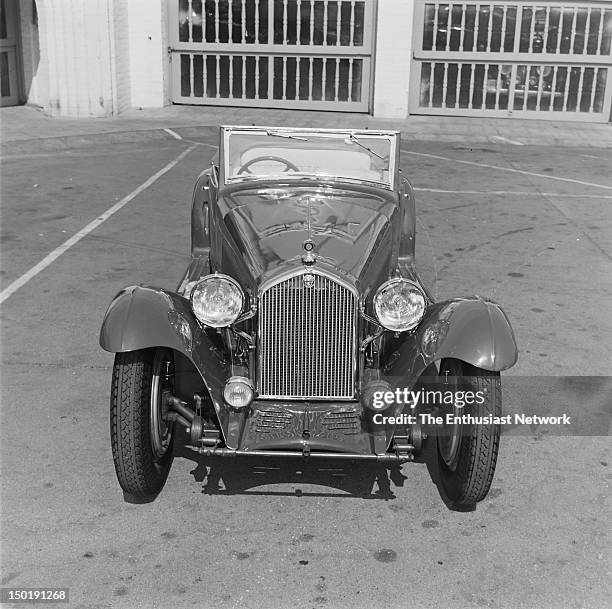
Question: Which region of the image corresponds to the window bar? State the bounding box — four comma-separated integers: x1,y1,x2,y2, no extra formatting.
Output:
308,56,314,99
583,7,592,55
555,6,563,54
495,63,502,109
189,53,194,96
550,65,559,111
336,1,341,46
203,52,207,98
569,8,578,55
562,65,572,111
322,56,327,98
255,55,260,99
188,0,193,42
500,5,507,52
282,56,287,100
542,6,551,54
228,0,233,43
323,0,329,45
334,57,340,101
588,68,598,112
522,66,530,110
455,62,462,108
473,4,481,52
348,57,354,100
297,0,302,44
255,0,260,43
283,0,288,45
597,8,605,55
441,62,449,108
214,0,220,43
459,3,467,51
486,5,493,53
432,2,439,50
229,51,234,97
575,66,585,110
241,55,246,98
428,63,434,108
310,0,315,45
296,55,301,98
527,5,535,53
445,2,452,52
481,64,488,109
349,0,356,47
535,65,545,110
215,54,221,98
241,0,246,44
468,62,476,108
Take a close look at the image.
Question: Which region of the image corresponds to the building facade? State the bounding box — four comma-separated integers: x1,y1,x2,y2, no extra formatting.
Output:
2,0,611,122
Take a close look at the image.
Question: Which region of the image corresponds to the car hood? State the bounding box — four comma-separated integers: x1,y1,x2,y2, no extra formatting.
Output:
220,185,398,286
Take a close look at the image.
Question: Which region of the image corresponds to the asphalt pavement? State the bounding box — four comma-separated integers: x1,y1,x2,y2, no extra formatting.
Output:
1,108,611,609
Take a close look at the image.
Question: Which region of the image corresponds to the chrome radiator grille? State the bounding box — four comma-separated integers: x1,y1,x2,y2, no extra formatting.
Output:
258,273,357,399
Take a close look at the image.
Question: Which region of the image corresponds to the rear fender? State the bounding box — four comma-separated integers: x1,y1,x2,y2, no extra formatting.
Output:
99,285,240,447
383,297,518,382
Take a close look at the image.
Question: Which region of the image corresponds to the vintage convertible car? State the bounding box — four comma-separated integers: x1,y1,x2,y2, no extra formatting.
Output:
100,126,517,507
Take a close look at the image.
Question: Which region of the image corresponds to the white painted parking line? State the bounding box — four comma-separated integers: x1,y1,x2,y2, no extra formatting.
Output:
401,149,612,191
489,136,524,146
163,128,183,140
414,187,612,199
0,144,197,305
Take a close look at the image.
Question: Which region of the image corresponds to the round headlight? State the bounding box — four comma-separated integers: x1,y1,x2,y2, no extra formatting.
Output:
224,376,254,410
190,274,244,327
374,279,426,332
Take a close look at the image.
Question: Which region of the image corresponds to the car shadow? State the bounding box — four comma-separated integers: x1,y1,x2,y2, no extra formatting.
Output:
175,444,410,500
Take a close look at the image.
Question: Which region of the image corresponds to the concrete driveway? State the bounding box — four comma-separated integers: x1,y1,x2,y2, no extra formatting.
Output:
1,126,610,609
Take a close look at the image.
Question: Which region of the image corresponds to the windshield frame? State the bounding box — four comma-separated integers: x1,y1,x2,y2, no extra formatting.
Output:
220,126,400,191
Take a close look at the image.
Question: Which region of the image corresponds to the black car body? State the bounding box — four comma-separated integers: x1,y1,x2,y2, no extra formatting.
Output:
100,126,518,506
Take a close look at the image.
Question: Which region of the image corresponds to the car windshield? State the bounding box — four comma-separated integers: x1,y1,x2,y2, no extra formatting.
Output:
223,127,397,189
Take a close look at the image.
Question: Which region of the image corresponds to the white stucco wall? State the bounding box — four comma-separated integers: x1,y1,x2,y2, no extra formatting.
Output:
126,0,169,108
22,0,168,116
34,0,115,117
372,0,415,118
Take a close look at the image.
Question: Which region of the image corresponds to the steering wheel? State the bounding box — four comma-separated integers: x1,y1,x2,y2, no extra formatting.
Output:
237,155,300,175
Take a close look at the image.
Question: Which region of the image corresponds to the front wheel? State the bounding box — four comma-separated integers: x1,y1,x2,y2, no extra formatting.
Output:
435,359,501,506
110,348,175,501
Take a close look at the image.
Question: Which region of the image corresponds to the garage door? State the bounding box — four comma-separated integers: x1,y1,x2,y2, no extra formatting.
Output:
410,1,612,122
169,0,375,111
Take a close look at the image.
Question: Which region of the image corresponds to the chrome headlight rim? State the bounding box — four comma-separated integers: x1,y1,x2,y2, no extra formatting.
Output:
190,273,244,328
374,278,427,332
223,376,254,409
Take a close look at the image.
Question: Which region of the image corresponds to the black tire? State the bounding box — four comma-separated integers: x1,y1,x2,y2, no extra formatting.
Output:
435,358,501,506
110,348,175,500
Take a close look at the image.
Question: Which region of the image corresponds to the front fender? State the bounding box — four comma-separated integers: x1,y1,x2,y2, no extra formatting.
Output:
383,297,518,380
99,285,239,447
